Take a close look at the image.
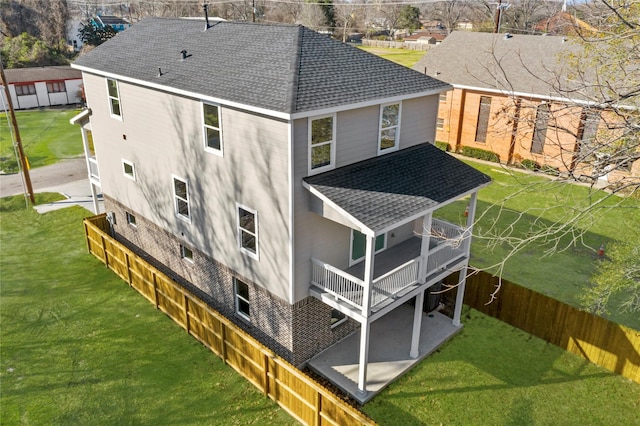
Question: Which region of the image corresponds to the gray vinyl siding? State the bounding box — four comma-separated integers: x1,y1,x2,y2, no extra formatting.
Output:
290,95,439,302
83,73,291,301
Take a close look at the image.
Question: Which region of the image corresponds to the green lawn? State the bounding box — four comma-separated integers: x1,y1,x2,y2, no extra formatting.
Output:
358,46,426,68
434,160,640,330
364,308,640,425
0,108,83,173
0,197,295,425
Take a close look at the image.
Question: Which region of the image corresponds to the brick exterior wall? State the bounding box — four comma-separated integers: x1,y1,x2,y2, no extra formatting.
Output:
104,195,357,365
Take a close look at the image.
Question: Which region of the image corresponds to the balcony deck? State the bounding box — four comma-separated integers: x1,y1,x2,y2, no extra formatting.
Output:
311,219,468,315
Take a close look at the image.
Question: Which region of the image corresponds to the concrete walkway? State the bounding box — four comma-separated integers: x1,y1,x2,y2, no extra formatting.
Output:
0,158,102,214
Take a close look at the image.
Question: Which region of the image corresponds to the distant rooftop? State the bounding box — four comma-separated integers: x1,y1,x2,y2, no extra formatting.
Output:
3,66,81,84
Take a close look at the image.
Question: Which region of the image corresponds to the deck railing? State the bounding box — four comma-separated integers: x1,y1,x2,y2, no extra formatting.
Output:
312,258,365,309
88,156,100,183
371,257,420,307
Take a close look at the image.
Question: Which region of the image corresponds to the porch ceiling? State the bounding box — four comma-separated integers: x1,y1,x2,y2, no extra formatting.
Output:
303,143,491,233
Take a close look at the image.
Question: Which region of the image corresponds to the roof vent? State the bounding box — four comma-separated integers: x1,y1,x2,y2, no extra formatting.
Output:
504,33,512,39
181,50,188,60
562,37,567,43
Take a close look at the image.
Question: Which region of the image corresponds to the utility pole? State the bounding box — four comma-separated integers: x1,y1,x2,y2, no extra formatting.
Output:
0,62,35,204
493,0,502,33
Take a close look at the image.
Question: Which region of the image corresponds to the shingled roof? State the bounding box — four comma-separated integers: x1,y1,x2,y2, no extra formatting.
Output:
73,18,450,116
413,31,581,101
303,143,491,233
3,66,81,84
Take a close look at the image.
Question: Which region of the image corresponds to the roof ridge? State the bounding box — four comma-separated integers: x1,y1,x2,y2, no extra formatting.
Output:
286,25,303,114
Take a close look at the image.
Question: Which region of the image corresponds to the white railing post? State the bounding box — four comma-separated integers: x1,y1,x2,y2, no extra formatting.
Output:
419,213,433,283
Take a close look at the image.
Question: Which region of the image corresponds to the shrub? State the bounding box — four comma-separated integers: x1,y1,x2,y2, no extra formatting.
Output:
540,164,560,176
435,141,450,152
520,159,540,171
459,146,500,163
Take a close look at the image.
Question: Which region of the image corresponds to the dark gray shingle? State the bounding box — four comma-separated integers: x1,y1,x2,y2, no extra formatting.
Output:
73,18,450,114
304,143,491,232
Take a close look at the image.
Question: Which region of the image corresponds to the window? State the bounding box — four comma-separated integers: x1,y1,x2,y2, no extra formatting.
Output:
203,103,222,154
578,109,601,148
107,78,121,118
237,204,258,259
439,92,447,102
531,103,550,154
15,84,35,96
125,212,137,227
350,230,386,264
172,176,190,221
234,278,250,320
309,115,335,173
180,245,193,262
46,81,65,93
331,309,347,328
475,96,492,143
379,103,401,153
436,117,444,130
122,160,136,180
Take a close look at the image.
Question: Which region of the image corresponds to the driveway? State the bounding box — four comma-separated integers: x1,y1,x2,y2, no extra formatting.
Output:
0,157,88,198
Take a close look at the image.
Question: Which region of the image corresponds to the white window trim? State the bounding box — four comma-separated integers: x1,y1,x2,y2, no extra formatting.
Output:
122,159,136,181
349,229,387,266
236,203,259,260
377,102,402,155
202,102,223,157
234,278,251,322
106,78,122,120
125,211,137,227
180,245,194,263
172,175,191,223
307,113,336,175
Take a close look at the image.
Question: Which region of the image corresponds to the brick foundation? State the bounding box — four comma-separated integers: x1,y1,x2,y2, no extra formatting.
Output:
104,195,356,365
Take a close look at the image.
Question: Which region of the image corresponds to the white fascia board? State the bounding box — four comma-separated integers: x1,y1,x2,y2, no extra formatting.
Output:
69,108,91,125
71,64,293,120
301,181,374,237
290,86,452,120
453,83,638,111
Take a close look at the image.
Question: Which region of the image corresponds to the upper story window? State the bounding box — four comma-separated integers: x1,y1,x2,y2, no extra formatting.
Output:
122,159,136,180
309,114,335,174
203,103,223,155
46,81,65,93
439,92,447,102
172,176,190,222
436,118,445,130
237,204,259,260
379,103,401,154
15,84,35,96
106,78,121,119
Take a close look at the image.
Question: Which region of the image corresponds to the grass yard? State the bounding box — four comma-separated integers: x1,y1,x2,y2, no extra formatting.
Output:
364,307,640,425
358,46,426,68
434,160,640,330
0,196,295,425
0,108,83,173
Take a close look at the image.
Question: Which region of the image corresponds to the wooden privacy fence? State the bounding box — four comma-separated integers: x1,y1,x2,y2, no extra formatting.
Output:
446,272,640,384
84,214,375,426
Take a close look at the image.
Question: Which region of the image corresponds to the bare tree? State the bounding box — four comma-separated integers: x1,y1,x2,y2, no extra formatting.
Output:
425,0,470,34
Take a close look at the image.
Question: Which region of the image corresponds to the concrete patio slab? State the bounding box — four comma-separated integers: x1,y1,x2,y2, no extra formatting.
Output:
307,304,461,404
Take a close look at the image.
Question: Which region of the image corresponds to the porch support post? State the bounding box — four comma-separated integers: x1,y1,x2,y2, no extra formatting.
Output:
410,290,425,358
418,212,433,283
357,234,375,396
453,191,478,327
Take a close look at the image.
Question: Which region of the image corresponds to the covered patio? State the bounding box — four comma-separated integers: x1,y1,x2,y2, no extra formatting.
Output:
307,304,461,404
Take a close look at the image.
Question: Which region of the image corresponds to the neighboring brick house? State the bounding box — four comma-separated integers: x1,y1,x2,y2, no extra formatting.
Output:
0,66,83,111
414,31,639,182
71,18,491,399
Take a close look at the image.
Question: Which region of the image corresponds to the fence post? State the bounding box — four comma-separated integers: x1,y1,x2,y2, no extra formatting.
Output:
184,293,190,333
100,234,109,268
152,272,159,309
83,221,91,254
125,251,133,286
262,352,270,396
220,324,227,364
315,392,322,426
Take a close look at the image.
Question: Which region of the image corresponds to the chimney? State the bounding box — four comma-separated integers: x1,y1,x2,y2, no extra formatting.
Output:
203,4,211,30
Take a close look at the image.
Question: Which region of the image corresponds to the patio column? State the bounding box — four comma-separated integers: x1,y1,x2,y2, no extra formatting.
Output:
418,212,433,283
357,234,375,395
410,290,425,358
453,192,478,326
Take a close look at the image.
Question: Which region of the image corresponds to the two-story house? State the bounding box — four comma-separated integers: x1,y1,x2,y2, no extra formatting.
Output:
71,18,491,402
